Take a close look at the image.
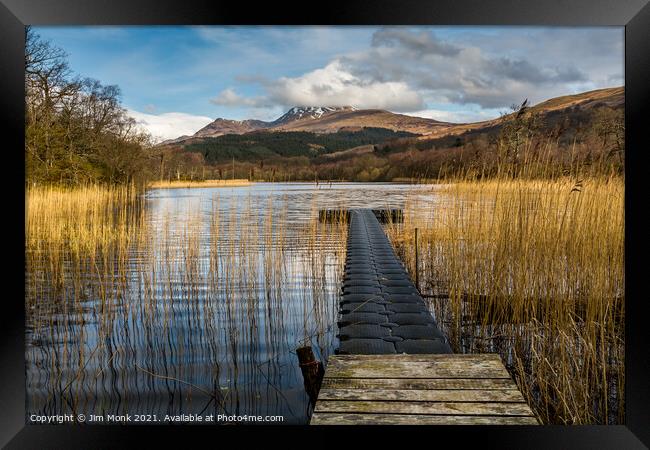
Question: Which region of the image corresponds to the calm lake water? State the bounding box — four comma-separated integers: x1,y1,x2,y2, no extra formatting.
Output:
26,182,441,424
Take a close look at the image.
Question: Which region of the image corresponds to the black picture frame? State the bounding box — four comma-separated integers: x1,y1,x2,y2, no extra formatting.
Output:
2,1,648,447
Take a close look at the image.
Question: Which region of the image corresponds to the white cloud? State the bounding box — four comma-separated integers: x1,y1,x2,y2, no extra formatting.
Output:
212,28,621,120
210,88,266,107
127,109,213,143
217,60,424,111
341,27,622,110
269,61,424,111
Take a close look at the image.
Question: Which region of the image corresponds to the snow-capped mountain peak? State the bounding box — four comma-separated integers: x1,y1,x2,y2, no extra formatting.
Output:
274,106,355,124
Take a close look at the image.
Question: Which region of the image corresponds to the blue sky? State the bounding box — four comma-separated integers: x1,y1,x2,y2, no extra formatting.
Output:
34,26,624,142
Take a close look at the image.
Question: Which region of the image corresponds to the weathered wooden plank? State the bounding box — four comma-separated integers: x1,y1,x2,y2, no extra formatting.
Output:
327,357,506,372
311,354,538,425
325,361,511,379
320,377,516,390
328,355,503,367
313,400,535,416
332,354,500,362
317,388,526,403
310,413,539,425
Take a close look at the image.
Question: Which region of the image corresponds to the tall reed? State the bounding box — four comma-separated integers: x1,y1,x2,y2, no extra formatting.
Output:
388,175,624,424
25,184,347,422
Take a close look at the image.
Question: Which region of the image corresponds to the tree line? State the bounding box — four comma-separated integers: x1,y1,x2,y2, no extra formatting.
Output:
25,27,153,186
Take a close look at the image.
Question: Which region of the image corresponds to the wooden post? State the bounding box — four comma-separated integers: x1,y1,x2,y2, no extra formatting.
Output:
296,345,324,405
415,227,419,291
159,153,165,183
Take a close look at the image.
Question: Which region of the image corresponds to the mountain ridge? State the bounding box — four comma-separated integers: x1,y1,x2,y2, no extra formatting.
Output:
164,87,623,146
186,105,451,141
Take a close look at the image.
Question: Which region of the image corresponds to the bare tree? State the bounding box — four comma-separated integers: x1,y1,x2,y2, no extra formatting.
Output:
25,27,153,186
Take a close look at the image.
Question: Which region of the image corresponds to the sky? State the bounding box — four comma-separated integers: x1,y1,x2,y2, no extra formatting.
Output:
34,26,624,142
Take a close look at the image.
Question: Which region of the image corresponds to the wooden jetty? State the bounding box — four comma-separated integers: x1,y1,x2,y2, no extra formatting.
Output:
309,209,538,425
311,354,538,425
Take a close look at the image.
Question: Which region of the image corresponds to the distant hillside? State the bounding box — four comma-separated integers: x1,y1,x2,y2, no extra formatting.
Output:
171,106,451,141
183,128,419,163
272,108,450,135
191,106,356,138
194,118,271,137
156,86,624,182
168,87,623,147
376,86,625,153
318,144,376,161
415,86,624,142
530,86,623,112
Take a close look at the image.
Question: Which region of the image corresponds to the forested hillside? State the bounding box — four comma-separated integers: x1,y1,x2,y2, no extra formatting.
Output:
183,128,418,163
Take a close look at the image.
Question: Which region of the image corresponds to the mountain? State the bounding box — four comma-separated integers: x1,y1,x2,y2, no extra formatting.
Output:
157,87,623,182
375,86,624,154
184,105,451,141
166,87,623,150
409,86,625,142
272,108,449,135
194,118,272,137
528,86,623,113
159,135,192,146
272,106,355,125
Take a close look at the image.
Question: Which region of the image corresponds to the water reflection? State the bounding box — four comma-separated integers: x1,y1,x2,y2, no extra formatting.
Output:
26,183,438,424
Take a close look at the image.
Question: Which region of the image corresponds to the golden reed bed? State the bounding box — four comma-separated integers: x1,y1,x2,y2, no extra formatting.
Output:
387,176,624,424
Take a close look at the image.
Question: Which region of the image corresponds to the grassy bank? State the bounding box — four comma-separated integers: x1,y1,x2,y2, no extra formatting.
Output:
387,176,624,424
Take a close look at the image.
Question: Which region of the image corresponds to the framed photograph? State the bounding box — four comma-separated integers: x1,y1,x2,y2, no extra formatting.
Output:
2,0,648,447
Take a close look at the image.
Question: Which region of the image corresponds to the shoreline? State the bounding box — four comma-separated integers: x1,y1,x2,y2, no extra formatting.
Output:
148,179,253,189
146,179,445,189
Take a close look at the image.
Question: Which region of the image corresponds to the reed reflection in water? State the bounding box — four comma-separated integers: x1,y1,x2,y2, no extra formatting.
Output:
26,183,435,424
